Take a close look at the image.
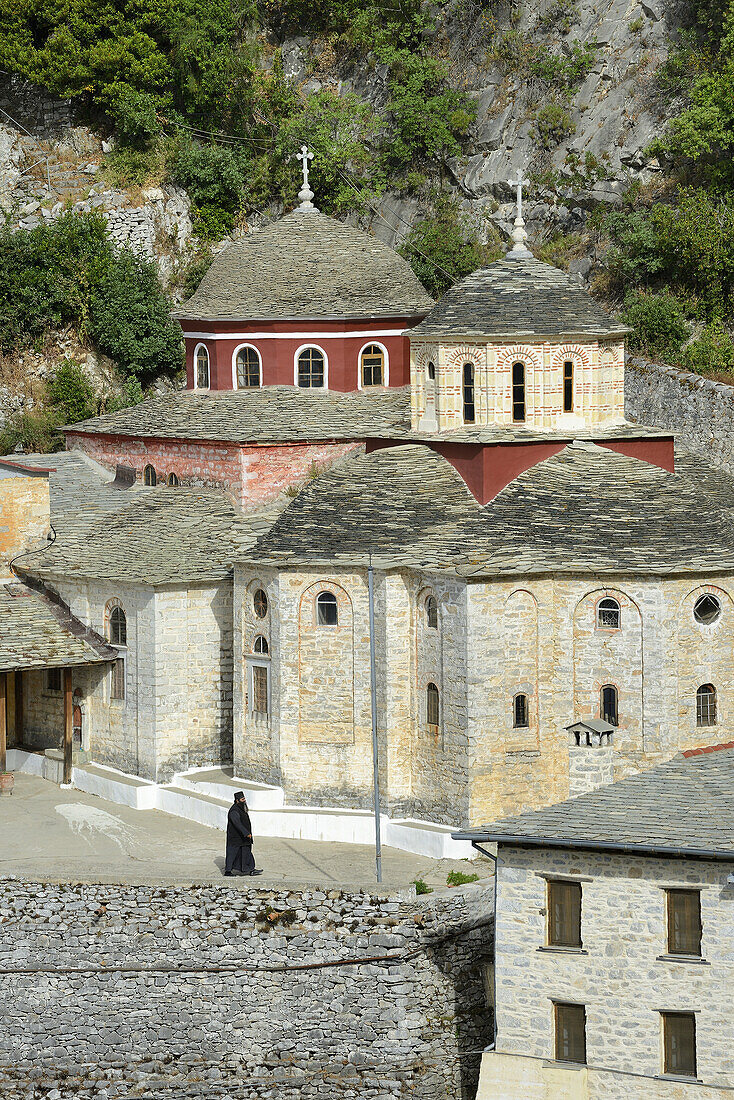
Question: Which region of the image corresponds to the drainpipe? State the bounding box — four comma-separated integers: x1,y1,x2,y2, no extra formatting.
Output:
367,558,382,883
473,840,498,1050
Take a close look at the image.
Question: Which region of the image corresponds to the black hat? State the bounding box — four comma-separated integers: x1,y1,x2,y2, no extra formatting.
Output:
234,791,245,800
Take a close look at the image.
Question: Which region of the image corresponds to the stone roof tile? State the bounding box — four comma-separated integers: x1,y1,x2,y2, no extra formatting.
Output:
0,583,116,672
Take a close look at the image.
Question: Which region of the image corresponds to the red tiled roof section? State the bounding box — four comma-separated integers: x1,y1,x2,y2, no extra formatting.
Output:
682,740,734,758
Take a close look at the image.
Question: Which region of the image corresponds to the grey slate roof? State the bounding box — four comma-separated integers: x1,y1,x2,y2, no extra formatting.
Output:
63,386,411,444
174,210,434,321
248,440,734,577
409,253,628,341
454,746,734,859
0,583,116,672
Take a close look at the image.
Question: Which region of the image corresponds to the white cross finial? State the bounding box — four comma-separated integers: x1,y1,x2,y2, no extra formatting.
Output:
294,144,318,212
507,167,531,255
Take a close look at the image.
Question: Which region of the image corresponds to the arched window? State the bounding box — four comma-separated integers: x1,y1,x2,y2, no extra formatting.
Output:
600,684,618,727
143,464,157,487
694,594,721,625
361,344,384,387
597,597,621,629
512,361,526,422
696,684,717,727
427,362,436,381
235,346,261,389
317,590,338,626
427,682,440,728
513,693,529,728
253,635,269,655
253,589,268,619
108,605,127,646
425,595,438,630
563,360,574,413
297,347,325,388
463,362,476,424
195,344,210,389
107,604,127,702
167,473,179,487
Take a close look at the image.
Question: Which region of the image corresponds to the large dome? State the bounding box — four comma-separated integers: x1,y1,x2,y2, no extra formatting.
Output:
175,209,434,322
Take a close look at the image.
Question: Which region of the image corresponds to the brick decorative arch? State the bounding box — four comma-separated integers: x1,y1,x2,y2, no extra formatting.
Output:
445,345,488,369
496,344,543,370
551,343,592,368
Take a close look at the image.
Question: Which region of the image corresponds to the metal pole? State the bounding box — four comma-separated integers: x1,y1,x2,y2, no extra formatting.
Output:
367,559,382,883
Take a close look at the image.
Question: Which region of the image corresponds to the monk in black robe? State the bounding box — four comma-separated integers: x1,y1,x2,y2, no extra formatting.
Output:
224,792,263,876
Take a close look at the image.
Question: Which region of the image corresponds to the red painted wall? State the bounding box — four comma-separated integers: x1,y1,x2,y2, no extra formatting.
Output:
181,317,421,392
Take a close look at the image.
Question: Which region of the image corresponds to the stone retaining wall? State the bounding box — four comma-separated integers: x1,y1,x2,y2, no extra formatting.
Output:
0,877,493,1099
625,357,734,472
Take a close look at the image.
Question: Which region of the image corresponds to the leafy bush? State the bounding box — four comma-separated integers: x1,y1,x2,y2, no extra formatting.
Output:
170,139,247,238
106,376,146,414
46,360,97,425
530,42,597,93
399,194,503,299
446,870,479,887
537,0,578,34
412,878,433,895
622,289,691,359
535,102,575,147
682,322,734,375
0,409,61,456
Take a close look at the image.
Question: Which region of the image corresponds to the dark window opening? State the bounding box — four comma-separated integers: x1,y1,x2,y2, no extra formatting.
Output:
143,465,157,487
667,890,702,957
47,668,62,693
361,345,384,387
427,362,436,381
253,589,268,619
196,346,210,389
512,361,526,422
600,684,618,726
427,682,440,728
109,606,127,647
236,347,261,388
463,362,476,424
694,594,721,625
696,683,716,727
554,1003,586,1065
662,1013,697,1078
317,591,338,626
298,347,325,388
597,597,621,629
563,360,574,413
548,880,582,948
426,595,438,630
253,635,269,655
167,472,179,487
513,693,529,728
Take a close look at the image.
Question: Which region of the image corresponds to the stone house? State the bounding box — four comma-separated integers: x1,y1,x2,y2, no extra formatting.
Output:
457,742,734,1099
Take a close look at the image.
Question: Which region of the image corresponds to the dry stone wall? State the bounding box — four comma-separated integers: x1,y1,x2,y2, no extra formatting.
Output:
0,876,493,1100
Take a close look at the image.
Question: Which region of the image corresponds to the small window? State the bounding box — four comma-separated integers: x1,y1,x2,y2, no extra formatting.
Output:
317,591,338,626
236,346,261,388
361,345,384,387
108,606,127,647
47,668,62,693
196,345,210,389
554,1003,586,1065
693,594,721,625
167,472,179,486
463,362,476,424
253,635,269,656
513,693,529,729
297,347,325,388
427,682,440,728
667,890,702,957
696,683,716,727
143,464,157,487
425,595,438,630
597,597,620,629
253,589,268,619
252,664,269,714
427,362,436,381
110,657,125,701
600,684,618,726
662,1013,697,1078
512,361,526,422
548,880,582,948
563,360,574,413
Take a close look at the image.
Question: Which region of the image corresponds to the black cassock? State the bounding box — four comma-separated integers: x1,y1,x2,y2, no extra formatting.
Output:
225,801,255,874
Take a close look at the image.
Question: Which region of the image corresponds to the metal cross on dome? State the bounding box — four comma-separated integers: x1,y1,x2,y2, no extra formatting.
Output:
507,167,531,255
295,144,318,212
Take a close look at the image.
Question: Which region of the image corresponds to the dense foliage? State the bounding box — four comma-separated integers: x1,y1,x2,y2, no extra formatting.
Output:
398,195,503,299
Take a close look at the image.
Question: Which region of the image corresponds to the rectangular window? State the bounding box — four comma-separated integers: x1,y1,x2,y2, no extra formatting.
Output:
548,880,582,948
512,361,526,422
563,360,574,413
667,890,702,956
252,665,269,714
662,1013,697,1078
554,1002,586,1064
110,657,125,701
46,668,62,693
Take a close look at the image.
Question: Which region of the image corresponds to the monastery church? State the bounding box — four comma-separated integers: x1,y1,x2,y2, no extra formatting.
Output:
2,165,734,831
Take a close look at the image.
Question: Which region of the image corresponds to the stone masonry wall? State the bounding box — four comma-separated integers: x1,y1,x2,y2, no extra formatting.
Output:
0,877,494,1100
492,845,734,1097
0,471,50,577
625,357,734,473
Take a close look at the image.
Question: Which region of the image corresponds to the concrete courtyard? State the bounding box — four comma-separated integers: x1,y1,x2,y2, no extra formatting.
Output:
0,772,490,889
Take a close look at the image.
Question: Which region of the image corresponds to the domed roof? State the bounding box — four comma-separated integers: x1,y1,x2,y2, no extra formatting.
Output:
175,210,434,322
409,252,628,342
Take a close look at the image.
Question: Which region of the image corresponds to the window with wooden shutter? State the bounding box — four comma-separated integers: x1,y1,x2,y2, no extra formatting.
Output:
252,665,268,714
111,657,125,701
547,880,582,948
667,890,702,956
554,1002,586,1064
426,682,440,729
662,1013,697,1077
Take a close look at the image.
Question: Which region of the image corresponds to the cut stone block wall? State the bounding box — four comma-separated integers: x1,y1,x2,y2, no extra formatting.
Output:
0,877,494,1100
0,470,50,577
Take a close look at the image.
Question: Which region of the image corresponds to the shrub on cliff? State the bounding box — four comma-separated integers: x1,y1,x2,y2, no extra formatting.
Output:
398,194,503,299
622,289,691,360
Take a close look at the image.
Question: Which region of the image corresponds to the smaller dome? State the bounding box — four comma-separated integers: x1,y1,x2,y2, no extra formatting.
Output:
175,210,434,322
410,253,628,342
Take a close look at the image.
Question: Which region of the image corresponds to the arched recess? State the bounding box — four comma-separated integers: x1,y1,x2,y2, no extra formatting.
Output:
677,584,734,748
504,589,539,750
572,588,643,752
297,581,353,743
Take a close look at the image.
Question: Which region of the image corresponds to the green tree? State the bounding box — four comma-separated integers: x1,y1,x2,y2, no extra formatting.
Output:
46,359,97,424
399,195,503,299
622,289,691,360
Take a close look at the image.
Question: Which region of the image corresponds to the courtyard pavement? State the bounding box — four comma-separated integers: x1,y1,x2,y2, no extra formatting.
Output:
0,773,492,890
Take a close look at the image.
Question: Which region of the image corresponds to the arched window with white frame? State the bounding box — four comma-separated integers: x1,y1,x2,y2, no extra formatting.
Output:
234,345,262,389
296,345,326,388
194,343,210,390
359,343,388,388
248,635,271,717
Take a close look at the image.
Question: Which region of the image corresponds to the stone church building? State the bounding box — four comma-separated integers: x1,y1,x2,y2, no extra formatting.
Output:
4,182,734,830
